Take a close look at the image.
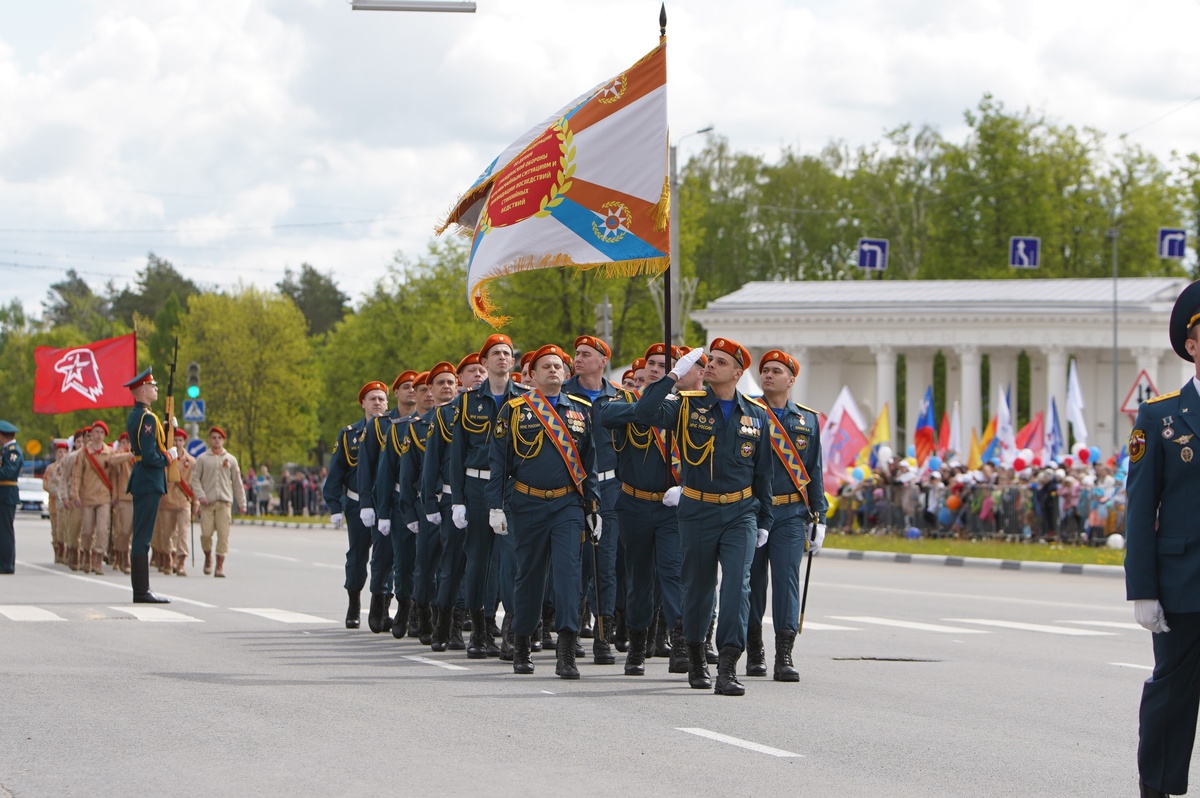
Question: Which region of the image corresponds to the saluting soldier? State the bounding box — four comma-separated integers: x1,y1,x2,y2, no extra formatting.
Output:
746,350,827,682
0,419,21,575
488,344,601,679
191,426,246,578
323,380,390,629
376,370,420,638
123,367,176,603
634,340,774,696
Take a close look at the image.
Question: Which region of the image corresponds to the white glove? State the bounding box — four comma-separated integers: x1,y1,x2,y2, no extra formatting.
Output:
587,513,603,542
662,486,682,507
1135,599,1170,634
756,528,769,548
668,347,705,380
426,511,442,525
452,504,469,529
809,523,826,553
165,448,178,462
359,507,376,527
377,518,391,536
330,513,344,529
489,508,508,536
407,520,419,534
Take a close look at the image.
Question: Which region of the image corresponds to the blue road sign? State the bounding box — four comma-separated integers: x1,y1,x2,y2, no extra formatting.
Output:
182,399,206,423
186,439,207,458
1009,236,1040,269
1159,228,1187,259
856,238,888,270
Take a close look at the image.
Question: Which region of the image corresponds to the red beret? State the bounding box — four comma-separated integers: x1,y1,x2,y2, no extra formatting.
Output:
621,369,634,383
530,344,568,367
759,349,799,375
413,371,430,388
574,335,611,359
509,372,523,383
631,357,646,370
358,381,388,403
208,426,226,440
709,337,751,369
480,334,514,358
174,428,188,440
679,345,708,367
91,420,109,435
55,441,69,450
117,432,129,441
519,350,535,369
391,370,418,391
456,353,482,373
644,343,682,361
428,361,457,382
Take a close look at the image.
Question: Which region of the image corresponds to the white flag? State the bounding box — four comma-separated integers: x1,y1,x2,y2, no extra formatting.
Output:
949,401,962,459
996,386,1017,466
1066,359,1088,444
825,385,867,434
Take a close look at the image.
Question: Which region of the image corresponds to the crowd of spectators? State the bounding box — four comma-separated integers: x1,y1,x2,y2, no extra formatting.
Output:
237,465,329,517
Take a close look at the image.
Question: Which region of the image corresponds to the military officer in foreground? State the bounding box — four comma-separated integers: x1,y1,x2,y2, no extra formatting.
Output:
124,368,176,602
0,419,22,574
1126,280,1200,798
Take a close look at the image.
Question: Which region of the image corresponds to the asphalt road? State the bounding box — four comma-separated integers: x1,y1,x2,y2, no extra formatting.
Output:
0,516,1159,797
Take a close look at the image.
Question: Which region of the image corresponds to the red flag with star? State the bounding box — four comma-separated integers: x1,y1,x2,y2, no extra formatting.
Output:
33,333,137,414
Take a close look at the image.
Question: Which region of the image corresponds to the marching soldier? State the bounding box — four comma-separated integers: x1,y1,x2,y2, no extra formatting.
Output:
110,433,134,575
323,380,390,628
620,369,636,391
398,371,442,644
43,441,68,563
488,344,601,679
631,357,648,390
634,340,773,696
156,429,198,575
123,367,176,603
375,370,421,638
746,350,827,681
192,426,246,578
0,419,21,575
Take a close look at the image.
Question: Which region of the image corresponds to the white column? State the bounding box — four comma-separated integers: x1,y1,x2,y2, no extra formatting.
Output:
905,351,934,451
1132,347,1162,395
956,345,982,437
989,349,1017,411
791,347,811,406
871,344,897,446
1043,345,1067,427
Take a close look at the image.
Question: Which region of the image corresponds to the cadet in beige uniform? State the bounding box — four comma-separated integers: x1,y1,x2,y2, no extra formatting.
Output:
156,429,198,576
57,430,86,570
43,442,68,563
71,421,131,575
191,426,246,577
110,432,135,575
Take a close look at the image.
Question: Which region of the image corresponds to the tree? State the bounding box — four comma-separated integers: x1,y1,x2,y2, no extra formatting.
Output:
43,269,117,340
110,254,200,326
277,263,350,337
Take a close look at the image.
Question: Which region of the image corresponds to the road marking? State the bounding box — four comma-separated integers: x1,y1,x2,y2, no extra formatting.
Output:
15,561,217,608
540,690,555,695
111,606,203,623
830,616,987,634
1111,662,1153,671
253,553,301,563
401,655,469,671
945,619,1115,636
1059,620,1143,630
799,622,861,632
0,605,66,621
231,608,336,624
676,728,802,758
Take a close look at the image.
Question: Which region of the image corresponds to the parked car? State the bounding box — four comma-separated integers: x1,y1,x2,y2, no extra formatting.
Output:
17,477,50,519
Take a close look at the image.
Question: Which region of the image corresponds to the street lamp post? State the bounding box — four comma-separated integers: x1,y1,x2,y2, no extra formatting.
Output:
351,1,476,11
667,126,712,346
1107,227,1120,455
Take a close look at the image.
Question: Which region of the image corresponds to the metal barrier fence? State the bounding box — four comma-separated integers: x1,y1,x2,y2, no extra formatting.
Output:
828,482,1126,544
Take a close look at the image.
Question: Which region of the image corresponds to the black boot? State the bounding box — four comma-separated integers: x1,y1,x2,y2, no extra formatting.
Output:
345,589,360,628
416,604,433,645
714,645,746,696
704,617,718,664
131,555,170,604
668,627,689,673
392,598,413,639
382,593,394,631
539,605,555,651
408,603,421,638
624,628,648,676
745,622,767,676
686,642,712,689
1139,781,1170,798
461,612,473,632
654,608,672,657
488,614,502,639
368,592,385,633
580,599,594,639
513,635,534,674
430,607,451,651
593,615,616,665
613,608,628,653
467,609,489,659
555,630,580,679
774,630,800,682
499,615,514,661
485,617,501,657
448,607,466,651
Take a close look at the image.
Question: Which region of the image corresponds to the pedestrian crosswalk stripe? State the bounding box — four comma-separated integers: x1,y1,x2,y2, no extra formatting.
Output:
110,607,203,623
401,655,470,671
231,608,336,624
945,619,1114,636
798,621,861,631
0,605,66,621
676,728,802,758
1111,662,1153,671
1059,620,1143,631
830,616,988,634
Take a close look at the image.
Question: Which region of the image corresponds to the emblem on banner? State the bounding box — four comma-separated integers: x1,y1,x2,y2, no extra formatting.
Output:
593,201,631,243
597,74,628,104
54,348,104,402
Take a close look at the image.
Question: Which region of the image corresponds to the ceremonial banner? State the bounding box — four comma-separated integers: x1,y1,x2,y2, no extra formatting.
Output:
439,40,670,327
913,386,935,466
821,408,868,490
33,333,137,414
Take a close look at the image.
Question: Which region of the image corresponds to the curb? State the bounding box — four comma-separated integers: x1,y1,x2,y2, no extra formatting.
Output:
818,548,1124,578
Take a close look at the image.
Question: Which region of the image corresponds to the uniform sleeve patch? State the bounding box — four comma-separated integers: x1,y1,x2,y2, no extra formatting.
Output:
1129,429,1146,463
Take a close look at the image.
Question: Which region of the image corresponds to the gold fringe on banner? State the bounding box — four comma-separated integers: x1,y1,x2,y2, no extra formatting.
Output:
652,175,670,232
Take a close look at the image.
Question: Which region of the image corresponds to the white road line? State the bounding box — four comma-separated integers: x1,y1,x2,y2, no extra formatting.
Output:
1059,620,1143,630
401,655,469,671
945,619,1115,636
0,605,66,621
1111,662,1153,671
231,608,336,624
15,561,218,608
829,616,987,634
676,728,802,758
540,690,555,695
252,553,301,563
110,606,203,623
798,622,861,632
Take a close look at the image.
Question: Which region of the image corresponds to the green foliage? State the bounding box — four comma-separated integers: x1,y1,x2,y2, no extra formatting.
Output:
110,254,200,326
277,263,350,337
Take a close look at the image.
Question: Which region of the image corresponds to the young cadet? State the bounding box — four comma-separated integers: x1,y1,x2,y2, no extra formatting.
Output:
746,350,827,681
323,380,389,629
43,441,68,563
634,340,773,696
71,421,124,575
488,344,601,680
398,371,443,645
158,429,198,576
123,367,177,603
110,433,135,574
375,370,420,638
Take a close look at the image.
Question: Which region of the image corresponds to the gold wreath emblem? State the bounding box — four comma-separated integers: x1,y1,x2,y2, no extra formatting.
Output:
593,201,631,243
535,119,575,219
597,74,628,104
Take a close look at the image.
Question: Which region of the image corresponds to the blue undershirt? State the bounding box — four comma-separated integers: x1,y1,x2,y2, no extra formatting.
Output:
718,398,735,421
771,407,787,422
490,392,504,408
578,387,603,402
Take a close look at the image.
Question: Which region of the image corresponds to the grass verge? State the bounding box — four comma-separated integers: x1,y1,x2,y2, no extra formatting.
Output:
825,532,1126,566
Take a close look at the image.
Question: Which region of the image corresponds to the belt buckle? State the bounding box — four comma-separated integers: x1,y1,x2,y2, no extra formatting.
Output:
541,489,551,499
718,494,728,505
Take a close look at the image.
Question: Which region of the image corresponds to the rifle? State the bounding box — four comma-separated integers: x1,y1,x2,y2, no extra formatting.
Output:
165,337,180,484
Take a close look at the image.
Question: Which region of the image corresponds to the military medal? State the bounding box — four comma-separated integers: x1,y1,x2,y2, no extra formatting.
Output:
1184,446,1194,463
1163,417,1175,439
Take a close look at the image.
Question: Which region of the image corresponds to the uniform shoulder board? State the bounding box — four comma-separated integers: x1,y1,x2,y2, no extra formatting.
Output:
506,397,525,409
797,403,819,415
678,390,706,397
342,424,354,432
567,394,592,407
1147,390,1180,405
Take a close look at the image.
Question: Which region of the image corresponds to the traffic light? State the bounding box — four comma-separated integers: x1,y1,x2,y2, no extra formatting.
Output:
186,361,201,399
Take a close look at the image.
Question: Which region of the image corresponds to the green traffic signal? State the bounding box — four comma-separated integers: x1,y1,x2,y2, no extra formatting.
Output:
187,385,200,399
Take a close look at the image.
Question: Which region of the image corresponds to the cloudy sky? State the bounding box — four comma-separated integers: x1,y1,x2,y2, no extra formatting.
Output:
3,0,1198,319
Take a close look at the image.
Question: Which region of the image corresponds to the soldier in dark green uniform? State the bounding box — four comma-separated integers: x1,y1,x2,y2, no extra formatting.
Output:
123,368,174,603
0,419,22,574
634,339,773,696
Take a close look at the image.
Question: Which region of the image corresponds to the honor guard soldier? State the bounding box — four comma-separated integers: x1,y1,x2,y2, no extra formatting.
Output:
375,370,420,638
746,350,827,682
634,340,773,695
398,371,443,644
1127,280,1200,798
123,367,176,603
488,344,601,679
323,380,389,629
0,419,22,574
191,426,246,578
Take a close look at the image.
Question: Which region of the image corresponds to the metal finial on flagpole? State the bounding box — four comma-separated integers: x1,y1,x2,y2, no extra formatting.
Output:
660,3,666,36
